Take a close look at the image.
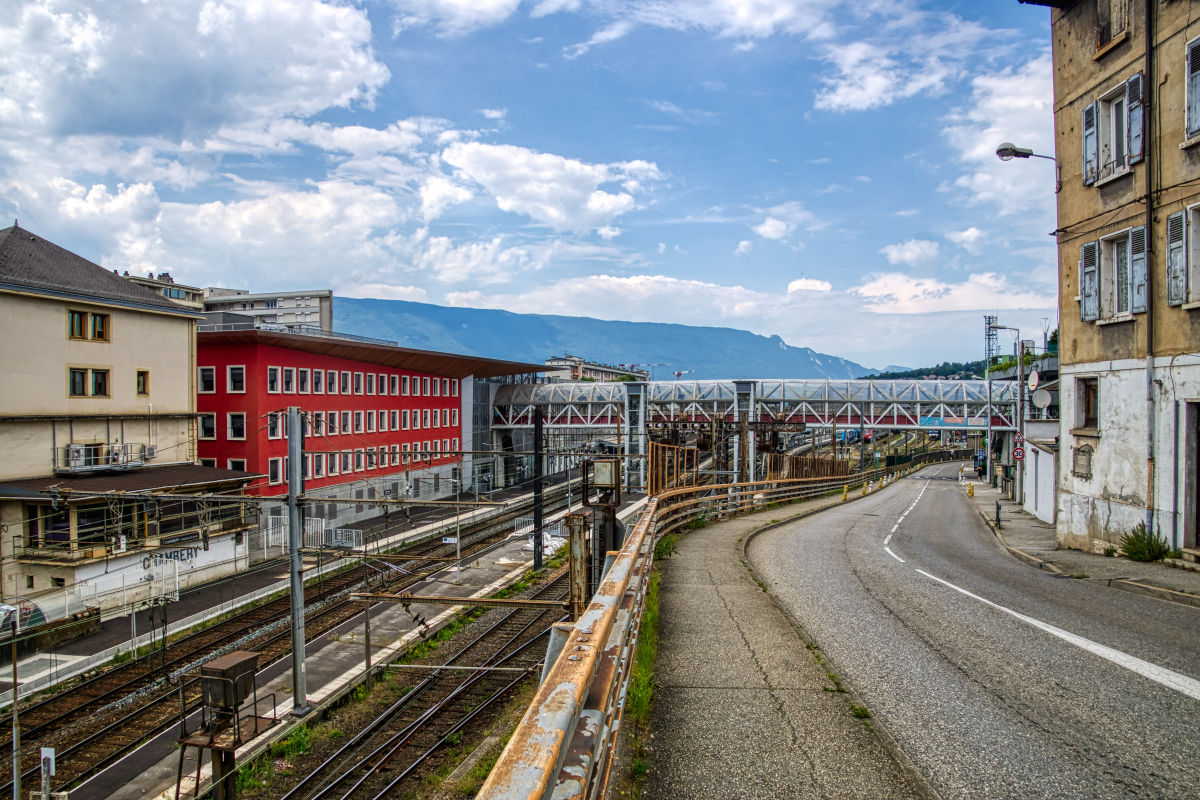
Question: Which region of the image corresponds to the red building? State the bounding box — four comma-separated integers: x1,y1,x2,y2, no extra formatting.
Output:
195,326,539,526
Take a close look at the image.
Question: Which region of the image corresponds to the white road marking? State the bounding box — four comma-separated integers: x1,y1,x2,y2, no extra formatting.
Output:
891,525,899,533
885,547,906,563
884,534,892,545
916,569,1200,702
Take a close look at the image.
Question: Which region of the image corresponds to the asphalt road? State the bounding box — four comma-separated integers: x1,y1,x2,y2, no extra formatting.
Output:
748,462,1200,800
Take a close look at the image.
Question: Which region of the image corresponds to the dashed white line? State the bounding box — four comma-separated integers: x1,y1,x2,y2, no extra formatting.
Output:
884,534,892,545
916,569,1200,702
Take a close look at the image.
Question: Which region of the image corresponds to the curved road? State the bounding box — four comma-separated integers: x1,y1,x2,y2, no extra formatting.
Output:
748,462,1200,799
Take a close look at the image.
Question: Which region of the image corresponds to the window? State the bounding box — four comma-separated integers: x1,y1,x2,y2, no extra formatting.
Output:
200,459,217,468
402,409,410,430
1078,378,1099,430
228,413,247,440
313,369,324,394
90,313,109,341
299,369,310,393
327,370,338,394
1188,37,1200,140
226,366,245,393
302,454,310,479
283,367,295,393
443,379,449,396
268,411,281,439
269,458,283,485
1096,0,1129,51
354,372,364,394
199,413,217,439
390,410,399,430
452,437,459,454
303,413,312,437
25,576,33,590
229,459,247,471
432,409,440,429
391,444,400,466
422,409,430,428
422,377,430,396
1080,228,1147,321
379,374,388,395
327,411,339,435
69,368,88,397
314,454,325,478
451,379,458,397
354,410,364,433
432,378,440,397
341,411,351,434
367,448,377,469
68,310,87,339
328,452,339,476
268,367,280,393
1168,206,1200,307
451,409,459,426
91,369,109,397
340,371,351,394
423,440,431,461
389,375,398,395
443,409,450,427
367,410,376,433
199,367,216,393
52,577,66,589
1082,73,1143,185
402,443,410,464
342,451,352,473
366,373,375,395
402,375,410,396
354,450,364,471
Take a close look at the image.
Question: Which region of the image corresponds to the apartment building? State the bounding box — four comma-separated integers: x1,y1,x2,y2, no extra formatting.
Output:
0,225,257,612
544,355,649,382
196,326,542,531
204,288,333,331
1023,0,1200,556
124,272,205,310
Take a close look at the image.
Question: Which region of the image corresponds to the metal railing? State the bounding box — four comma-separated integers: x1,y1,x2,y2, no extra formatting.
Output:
196,322,396,346
477,451,967,800
53,443,146,473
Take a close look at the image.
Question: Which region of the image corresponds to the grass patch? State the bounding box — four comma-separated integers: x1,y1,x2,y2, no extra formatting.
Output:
622,566,663,797
1120,522,1172,562
654,534,679,561
850,705,871,719
1104,546,1117,557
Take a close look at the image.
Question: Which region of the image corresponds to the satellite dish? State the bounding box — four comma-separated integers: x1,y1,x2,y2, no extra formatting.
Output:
1027,370,1040,392
1032,388,1052,409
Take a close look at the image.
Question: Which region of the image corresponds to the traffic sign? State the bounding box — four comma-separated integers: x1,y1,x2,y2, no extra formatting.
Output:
442,536,458,544
1012,447,1026,461
1014,433,1025,443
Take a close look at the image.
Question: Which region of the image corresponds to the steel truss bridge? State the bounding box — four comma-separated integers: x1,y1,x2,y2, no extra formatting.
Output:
492,379,1018,432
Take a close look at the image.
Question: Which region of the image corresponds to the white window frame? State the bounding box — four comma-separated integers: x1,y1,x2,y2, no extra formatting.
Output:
327,410,339,435
423,440,431,461
269,457,283,485
378,373,387,395
340,370,351,394
402,409,410,430
422,377,430,396
228,458,247,472
354,372,364,395
354,410,364,433
267,411,282,439
314,453,325,478
282,367,296,394
402,443,411,464
402,375,410,396
1098,81,1130,182
366,410,376,433
367,447,378,470
1099,227,1134,319
354,449,365,471
199,413,217,440
451,379,459,398
432,409,440,429
341,451,352,474
267,366,281,393
451,409,459,426
423,409,430,428
199,366,217,394
313,368,325,394
390,410,399,430
341,411,351,434
452,437,459,453
389,375,399,395
366,373,375,395
199,458,217,468
227,365,246,394
432,378,440,397
298,368,311,394
328,451,339,476
443,379,450,396
227,412,247,441
391,444,400,466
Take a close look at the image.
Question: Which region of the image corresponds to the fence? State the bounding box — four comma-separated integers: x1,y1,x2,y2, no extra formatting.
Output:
476,450,970,800
73,560,180,615
249,519,368,561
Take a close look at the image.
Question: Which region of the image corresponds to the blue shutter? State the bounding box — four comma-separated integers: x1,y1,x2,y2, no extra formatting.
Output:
1167,211,1187,306
1083,102,1098,185
1127,72,1143,165
1130,226,1147,313
1189,38,1200,139
1081,241,1100,320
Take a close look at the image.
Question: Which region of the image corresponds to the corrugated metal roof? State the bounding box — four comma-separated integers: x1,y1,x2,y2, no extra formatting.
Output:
0,463,260,499
0,226,198,315
198,328,544,379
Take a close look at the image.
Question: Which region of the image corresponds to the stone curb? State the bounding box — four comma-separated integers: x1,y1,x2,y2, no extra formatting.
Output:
965,491,1200,611
735,471,944,800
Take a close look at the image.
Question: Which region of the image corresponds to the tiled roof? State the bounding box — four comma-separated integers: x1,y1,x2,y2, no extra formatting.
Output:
0,226,195,314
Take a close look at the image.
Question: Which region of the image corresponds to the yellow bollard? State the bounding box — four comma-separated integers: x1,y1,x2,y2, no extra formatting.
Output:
862,483,867,496
842,485,848,501
968,483,975,497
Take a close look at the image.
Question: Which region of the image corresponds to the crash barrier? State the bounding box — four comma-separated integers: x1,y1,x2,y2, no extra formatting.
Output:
476,452,968,799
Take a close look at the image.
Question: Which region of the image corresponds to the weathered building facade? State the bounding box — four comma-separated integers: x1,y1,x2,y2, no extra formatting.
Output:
1028,0,1200,555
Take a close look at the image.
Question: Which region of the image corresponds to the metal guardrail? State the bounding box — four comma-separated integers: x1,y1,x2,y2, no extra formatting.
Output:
196,322,396,346
477,451,968,799
53,442,146,473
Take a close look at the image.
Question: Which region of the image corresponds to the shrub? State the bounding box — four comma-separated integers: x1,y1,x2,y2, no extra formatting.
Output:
654,534,679,561
1119,522,1171,562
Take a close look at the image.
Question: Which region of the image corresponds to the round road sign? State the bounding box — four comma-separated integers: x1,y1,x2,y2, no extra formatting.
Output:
1012,447,1026,461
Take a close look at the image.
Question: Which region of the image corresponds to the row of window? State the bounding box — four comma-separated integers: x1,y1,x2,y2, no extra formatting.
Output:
199,458,248,472
264,439,459,485
262,367,457,398
199,407,459,441
69,367,151,397
68,310,110,342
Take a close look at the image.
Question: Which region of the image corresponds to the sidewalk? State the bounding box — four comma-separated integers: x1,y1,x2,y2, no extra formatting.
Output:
645,490,929,799
964,478,1200,604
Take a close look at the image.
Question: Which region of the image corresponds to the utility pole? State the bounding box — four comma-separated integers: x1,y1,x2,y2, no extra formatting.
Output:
533,408,544,571
287,406,309,715
11,618,19,800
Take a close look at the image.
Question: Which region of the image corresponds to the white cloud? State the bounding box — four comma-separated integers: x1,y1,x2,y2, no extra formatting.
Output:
854,271,1055,314
390,0,524,35
750,200,816,240
945,227,985,254
735,239,753,255
419,176,474,222
564,20,634,58
880,239,939,266
441,141,660,233
658,242,666,253
479,108,507,119
598,225,621,240
753,217,791,240
340,283,429,301
787,278,831,292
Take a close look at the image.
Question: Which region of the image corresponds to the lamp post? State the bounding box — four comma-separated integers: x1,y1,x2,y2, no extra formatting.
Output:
996,142,1061,193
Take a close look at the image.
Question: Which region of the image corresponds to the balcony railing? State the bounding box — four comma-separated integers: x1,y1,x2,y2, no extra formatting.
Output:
53,443,146,474
197,322,396,346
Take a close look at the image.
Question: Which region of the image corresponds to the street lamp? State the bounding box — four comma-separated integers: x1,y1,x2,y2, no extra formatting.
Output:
996,142,1062,193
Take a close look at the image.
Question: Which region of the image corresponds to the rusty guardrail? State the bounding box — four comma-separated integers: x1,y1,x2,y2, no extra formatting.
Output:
476,451,968,800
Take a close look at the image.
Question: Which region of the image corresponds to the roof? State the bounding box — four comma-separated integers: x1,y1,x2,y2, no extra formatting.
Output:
198,327,544,379
206,289,332,301
0,463,261,500
0,226,199,316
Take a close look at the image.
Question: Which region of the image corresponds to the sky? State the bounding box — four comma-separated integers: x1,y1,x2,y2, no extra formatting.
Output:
0,0,1061,369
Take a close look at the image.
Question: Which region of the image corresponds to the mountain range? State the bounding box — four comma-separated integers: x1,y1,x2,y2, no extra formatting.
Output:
334,298,891,380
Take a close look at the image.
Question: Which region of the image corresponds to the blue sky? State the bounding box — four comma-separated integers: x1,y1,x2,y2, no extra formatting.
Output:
1,0,1059,369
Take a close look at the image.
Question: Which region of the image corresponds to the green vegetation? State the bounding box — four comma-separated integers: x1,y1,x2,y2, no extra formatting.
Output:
1120,522,1172,562
654,533,679,561
850,705,871,719
1104,546,1117,557
625,567,663,796
869,359,986,380
685,508,711,530
236,725,314,792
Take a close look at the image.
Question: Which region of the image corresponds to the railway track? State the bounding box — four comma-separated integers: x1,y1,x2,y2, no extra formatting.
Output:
276,573,570,800
0,483,573,795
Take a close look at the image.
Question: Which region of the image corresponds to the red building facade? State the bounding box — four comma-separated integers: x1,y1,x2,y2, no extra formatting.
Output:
196,329,463,498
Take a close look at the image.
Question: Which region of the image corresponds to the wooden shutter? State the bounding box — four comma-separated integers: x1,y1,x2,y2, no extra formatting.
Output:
1167,211,1187,306
1081,241,1100,320
1127,72,1143,165
1189,38,1200,139
1083,102,1098,185
1130,225,1148,313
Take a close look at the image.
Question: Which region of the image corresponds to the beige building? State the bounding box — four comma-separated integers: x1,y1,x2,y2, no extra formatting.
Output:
204,287,333,331
0,225,256,613
123,271,205,310
1025,0,1200,558
544,354,649,382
